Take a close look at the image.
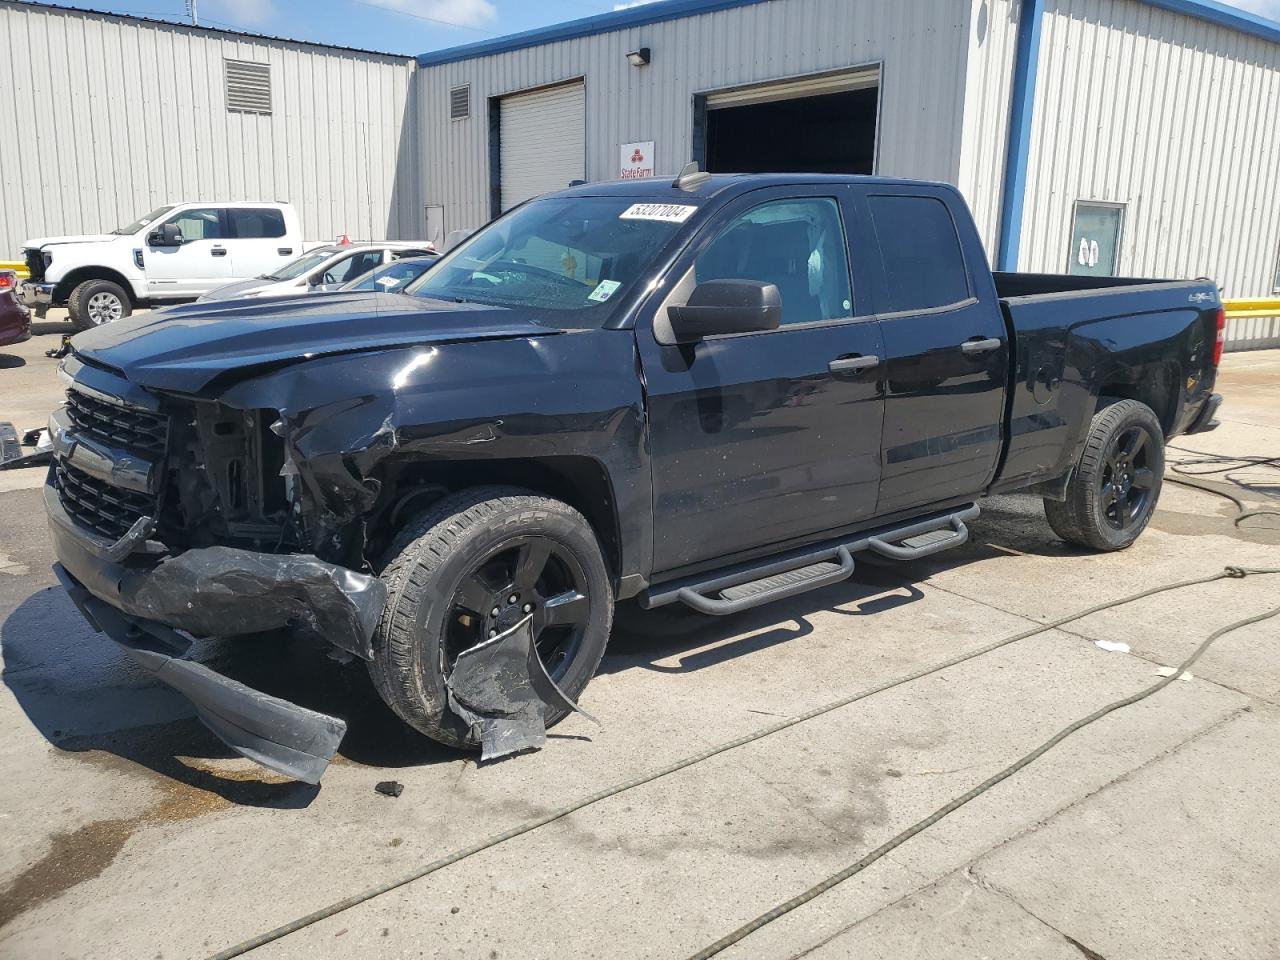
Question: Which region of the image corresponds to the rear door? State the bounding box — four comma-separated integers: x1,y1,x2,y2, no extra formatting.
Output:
144,207,234,297
856,188,1008,514
227,207,295,279
638,187,886,575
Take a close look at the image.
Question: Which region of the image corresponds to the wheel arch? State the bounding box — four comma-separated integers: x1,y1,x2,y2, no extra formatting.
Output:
1095,361,1180,436
56,266,138,304
373,455,623,585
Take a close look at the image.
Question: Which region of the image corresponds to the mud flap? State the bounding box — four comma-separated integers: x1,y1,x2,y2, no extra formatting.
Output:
445,615,595,761
56,564,347,784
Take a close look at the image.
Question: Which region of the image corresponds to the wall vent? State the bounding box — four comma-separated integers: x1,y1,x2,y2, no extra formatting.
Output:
225,59,272,115
449,84,471,120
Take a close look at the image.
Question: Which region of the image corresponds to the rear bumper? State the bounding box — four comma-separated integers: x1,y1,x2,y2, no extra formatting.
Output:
0,300,30,345
1186,393,1223,434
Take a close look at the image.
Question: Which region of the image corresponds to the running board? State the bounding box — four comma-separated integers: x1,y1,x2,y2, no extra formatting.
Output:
643,504,979,617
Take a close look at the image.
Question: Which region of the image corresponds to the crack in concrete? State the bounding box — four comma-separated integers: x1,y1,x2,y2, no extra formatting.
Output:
781,703,1252,960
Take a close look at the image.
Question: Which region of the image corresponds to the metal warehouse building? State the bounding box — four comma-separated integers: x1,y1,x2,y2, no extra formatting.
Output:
1,0,1278,298
415,0,1280,297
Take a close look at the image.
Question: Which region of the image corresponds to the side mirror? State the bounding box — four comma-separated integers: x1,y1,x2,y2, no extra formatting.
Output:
667,279,781,342
148,223,183,247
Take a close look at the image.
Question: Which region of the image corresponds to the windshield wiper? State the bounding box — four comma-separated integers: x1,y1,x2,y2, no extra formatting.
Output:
260,274,282,281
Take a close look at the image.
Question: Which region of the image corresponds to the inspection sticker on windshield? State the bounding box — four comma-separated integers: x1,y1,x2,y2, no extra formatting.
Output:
588,280,622,303
619,203,698,223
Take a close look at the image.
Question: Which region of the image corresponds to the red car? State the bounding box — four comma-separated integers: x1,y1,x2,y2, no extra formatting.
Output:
0,270,31,346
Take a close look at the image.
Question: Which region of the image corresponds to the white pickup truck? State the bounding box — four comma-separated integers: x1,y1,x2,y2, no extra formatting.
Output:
19,201,318,329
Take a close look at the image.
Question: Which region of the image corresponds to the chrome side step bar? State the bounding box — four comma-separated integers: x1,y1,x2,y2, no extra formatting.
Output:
642,504,979,617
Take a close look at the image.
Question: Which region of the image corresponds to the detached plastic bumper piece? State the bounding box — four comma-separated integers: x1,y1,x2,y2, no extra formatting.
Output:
54,563,347,784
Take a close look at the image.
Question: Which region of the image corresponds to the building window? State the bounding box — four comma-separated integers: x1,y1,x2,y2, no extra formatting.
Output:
1068,202,1125,277
225,59,272,115
449,84,471,121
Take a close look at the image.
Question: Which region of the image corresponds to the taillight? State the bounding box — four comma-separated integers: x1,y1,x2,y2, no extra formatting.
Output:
1213,307,1226,367
0,272,14,292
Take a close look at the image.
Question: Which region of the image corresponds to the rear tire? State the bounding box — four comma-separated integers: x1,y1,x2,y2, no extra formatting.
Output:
67,279,131,330
1044,399,1165,551
368,486,613,749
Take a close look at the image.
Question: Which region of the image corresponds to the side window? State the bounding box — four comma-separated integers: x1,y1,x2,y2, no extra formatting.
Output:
695,197,853,327
866,195,970,313
327,251,384,284
167,208,224,242
230,208,286,239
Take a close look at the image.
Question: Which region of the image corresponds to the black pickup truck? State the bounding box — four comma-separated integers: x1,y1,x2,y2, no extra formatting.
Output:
46,173,1225,781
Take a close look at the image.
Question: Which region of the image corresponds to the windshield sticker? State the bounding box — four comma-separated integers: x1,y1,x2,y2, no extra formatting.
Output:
376,276,401,288
619,203,698,224
588,280,622,303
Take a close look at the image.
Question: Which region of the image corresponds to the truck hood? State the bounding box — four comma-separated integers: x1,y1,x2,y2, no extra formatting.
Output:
69,292,560,393
22,234,124,249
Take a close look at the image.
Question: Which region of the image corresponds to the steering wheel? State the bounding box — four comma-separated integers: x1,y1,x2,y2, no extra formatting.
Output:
484,259,586,292
322,272,337,285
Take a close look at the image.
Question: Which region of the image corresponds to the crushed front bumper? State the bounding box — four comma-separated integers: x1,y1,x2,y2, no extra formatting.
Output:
46,480,388,783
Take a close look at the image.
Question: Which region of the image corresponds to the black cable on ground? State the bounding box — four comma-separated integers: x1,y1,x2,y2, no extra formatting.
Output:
1165,474,1280,526
687,591,1280,960
208,565,1280,959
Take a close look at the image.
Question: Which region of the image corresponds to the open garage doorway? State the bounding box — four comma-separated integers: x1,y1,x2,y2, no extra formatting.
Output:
698,67,881,175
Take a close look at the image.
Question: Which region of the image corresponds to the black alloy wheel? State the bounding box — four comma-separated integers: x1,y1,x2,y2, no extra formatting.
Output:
444,536,591,684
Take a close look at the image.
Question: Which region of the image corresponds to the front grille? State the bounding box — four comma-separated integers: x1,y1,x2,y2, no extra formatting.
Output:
66,389,169,456
55,459,154,541
24,248,44,283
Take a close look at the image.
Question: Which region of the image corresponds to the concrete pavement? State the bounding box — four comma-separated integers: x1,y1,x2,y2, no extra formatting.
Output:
1,318,1277,959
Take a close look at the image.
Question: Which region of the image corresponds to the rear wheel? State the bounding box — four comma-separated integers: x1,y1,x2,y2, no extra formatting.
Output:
1044,399,1165,550
369,487,613,749
67,279,132,330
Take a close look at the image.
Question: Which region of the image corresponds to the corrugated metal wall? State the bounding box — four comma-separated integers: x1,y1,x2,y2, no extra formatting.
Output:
957,0,1022,257
0,2,422,256
415,0,977,235
1021,0,1280,296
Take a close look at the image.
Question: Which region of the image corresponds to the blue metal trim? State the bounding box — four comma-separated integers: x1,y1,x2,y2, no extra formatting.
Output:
996,0,1045,273
1139,0,1280,45
416,0,777,66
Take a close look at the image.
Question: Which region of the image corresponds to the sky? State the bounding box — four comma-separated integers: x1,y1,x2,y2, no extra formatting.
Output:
32,0,1280,57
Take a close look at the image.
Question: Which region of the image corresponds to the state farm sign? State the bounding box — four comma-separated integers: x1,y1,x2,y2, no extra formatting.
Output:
620,141,655,180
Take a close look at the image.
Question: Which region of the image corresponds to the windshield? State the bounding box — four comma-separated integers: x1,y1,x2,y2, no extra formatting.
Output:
343,256,436,293
404,196,698,324
113,206,174,235
264,246,341,282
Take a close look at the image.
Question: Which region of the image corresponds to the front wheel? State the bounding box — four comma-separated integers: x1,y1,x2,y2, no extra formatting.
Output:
1045,399,1165,550
67,279,132,330
368,487,613,749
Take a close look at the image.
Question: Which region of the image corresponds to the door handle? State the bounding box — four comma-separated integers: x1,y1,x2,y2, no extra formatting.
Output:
961,337,1001,355
211,247,227,257
828,355,881,375
278,247,293,256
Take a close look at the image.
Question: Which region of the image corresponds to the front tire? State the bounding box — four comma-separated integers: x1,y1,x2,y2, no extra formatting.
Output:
1044,399,1165,550
67,279,132,330
369,487,613,749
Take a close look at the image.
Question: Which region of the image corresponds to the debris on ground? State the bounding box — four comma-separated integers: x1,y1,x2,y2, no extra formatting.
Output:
375,780,404,798
1094,639,1131,653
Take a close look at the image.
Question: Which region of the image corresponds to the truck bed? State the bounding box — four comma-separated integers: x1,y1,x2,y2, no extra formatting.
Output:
989,273,1221,495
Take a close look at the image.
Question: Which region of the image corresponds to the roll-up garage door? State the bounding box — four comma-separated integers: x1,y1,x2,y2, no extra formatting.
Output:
499,81,586,212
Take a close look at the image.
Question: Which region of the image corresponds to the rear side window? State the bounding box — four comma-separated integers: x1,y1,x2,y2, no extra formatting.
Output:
867,195,970,313
230,208,286,239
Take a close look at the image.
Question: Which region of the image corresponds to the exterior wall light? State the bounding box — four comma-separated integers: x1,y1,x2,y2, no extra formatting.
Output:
626,47,651,67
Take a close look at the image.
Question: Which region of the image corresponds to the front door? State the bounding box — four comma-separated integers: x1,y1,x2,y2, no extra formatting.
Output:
638,189,886,575
145,207,233,297
860,190,1008,514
